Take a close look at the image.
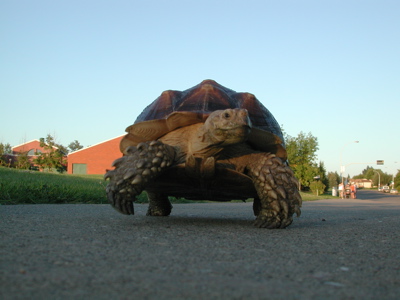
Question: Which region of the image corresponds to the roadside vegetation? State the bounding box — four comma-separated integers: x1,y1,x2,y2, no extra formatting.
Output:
0,167,334,205
0,167,108,205
3,132,399,200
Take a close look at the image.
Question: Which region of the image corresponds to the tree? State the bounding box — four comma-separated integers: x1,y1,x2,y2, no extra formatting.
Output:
310,180,326,196
364,167,376,180
394,170,400,189
317,161,328,192
371,170,392,187
33,134,67,172
56,144,69,156
68,140,84,152
327,171,340,189
15,151,31,169
284,131,319,190
354,166,398,188
0,142,12,166
353,166,375,180
0,142,12,155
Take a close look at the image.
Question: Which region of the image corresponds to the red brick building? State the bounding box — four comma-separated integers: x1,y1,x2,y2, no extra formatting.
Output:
67,135,124,175
8,140,59,168
12,139,52,156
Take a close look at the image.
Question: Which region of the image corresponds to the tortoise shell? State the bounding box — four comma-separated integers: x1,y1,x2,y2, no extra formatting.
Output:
121,80,286,159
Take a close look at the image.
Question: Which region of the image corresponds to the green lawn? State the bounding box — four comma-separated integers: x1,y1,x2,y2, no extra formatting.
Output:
0,167,335,205
0,167,108,205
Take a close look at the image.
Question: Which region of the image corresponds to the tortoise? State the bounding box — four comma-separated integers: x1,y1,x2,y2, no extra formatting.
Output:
105,80,302,229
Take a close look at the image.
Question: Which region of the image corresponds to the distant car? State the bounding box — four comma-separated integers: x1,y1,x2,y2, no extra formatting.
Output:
378,186,383,192
390,189,398,194
382,186,390,193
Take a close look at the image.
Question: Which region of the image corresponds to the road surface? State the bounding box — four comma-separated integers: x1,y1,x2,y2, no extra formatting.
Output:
1,189,399,299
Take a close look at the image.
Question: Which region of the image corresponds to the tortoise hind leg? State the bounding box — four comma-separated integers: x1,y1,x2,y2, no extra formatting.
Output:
105,141,175,215
146,192,172,216
252,196,261,217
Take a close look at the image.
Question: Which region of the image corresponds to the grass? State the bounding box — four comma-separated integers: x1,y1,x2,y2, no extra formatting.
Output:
299,191,336,201
0,167,335,205
0,167,109,205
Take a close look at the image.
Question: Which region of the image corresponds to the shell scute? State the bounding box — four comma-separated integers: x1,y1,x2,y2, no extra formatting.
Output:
121,80,286,158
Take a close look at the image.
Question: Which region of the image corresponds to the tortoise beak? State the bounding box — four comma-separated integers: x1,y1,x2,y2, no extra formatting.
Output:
239,109,252,128
229,108,252,129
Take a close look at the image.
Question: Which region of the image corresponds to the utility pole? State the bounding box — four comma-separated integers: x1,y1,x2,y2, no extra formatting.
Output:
374,170,381,189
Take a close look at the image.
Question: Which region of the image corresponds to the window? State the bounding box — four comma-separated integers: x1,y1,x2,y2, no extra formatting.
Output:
27,149,41,156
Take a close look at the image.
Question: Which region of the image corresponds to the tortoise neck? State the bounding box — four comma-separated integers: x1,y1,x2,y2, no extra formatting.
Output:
187,124,224,159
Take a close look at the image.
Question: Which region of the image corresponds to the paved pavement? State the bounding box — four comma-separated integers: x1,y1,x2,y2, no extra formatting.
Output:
1,189,400,300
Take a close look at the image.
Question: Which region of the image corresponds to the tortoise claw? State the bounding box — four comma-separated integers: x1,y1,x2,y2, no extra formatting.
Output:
107,189,134,215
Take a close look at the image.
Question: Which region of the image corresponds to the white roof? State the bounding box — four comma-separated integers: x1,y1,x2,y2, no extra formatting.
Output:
67,135,125,156
11,139,40,149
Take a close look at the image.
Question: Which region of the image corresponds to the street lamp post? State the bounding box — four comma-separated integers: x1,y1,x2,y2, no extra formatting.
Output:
374,170,381,189
340,141,359,187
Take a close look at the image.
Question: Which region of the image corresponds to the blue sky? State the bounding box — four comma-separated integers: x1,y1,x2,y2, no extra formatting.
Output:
1,0,399,177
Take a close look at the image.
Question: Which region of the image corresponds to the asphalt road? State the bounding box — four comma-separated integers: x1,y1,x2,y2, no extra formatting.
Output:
1,189,400,300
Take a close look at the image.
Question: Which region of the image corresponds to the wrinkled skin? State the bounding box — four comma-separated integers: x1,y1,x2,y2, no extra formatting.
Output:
105,109,302,229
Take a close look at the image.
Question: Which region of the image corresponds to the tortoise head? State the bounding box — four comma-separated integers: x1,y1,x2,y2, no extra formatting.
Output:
202,108,251,146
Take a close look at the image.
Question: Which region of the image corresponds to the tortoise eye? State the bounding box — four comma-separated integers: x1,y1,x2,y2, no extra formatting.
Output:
224,112,230,118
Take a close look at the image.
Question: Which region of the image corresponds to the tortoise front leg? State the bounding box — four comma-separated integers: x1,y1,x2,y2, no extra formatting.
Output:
105,141,175,215
247,153,302,229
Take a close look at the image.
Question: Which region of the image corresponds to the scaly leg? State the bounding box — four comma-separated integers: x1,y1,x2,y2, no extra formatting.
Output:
146,192,173,216
247,153,302,229
105,141,175,215
253,196,261,217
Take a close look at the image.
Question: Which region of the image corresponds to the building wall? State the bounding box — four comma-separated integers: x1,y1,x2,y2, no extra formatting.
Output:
12,140,50,155
67,135,124,175
10,140,59,169
351,179,373,188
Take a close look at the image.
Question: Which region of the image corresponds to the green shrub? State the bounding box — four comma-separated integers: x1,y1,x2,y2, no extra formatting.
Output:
309,180,326,196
